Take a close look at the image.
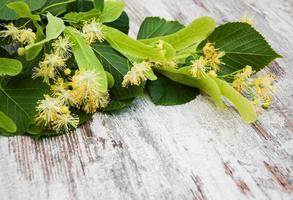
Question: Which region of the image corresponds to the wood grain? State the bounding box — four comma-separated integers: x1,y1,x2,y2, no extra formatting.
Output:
0,0,292,199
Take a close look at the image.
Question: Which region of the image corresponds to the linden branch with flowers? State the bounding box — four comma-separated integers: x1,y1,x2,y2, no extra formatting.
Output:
0,0,280,138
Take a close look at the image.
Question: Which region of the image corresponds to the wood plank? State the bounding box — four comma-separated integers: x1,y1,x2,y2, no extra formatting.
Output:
0,0,292,199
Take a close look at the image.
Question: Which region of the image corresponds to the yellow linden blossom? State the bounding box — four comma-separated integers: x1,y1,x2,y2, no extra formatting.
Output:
52,107,79,133
82,19,104,44
52,36,73,58
122,61,152,87
35,95,79,133
32,65,55,84
71,70,109,113
190,56,208,78
40,53,66,69
17,28,36,45
253,74,275,97
51,78,75,106
35,95,65,126
0,23,20,40
203,42,225,71
240,12,256,26
253,95,272,110
232,65,253,92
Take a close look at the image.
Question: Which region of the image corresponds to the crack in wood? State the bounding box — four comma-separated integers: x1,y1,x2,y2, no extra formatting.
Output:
264,161,293,193
190,174,207,200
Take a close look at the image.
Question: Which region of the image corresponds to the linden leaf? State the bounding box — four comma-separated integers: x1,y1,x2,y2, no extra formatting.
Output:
198,22,281,78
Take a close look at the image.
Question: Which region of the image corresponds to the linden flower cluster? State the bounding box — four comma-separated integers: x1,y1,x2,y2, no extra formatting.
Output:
82,19,104,44
0,23,36,55
122,61,153,87
232,66,276,109
190,42,225,78
33,36,109,133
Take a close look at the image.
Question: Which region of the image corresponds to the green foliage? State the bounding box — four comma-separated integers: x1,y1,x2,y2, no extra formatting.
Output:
103,25,167,62
148,73,199,105
100,0,125,23
0,76,49,135
0,0,46,20
105,11,129,34
0,58,22,76
198,22,281,78
7,1,41,21
64,9,101,23
0,111,17,133
137,17,183,39
140,16,216,51
94,0,104,12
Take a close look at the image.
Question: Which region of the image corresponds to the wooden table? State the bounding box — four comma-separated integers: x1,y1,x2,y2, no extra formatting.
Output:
0,0,292,199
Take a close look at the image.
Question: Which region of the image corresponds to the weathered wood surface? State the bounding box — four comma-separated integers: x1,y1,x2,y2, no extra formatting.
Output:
0,0,292,199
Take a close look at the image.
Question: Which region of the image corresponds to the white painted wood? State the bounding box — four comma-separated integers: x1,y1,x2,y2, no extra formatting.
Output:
0,0,292,199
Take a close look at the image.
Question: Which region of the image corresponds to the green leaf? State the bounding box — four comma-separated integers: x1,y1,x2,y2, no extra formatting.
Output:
105,11,129,34
7,1,41,21
103,25,167,62
92,43,143,100
106,71,114,88
148,73,199,105
63,9,101,23
0,76,49,135
64,27,108,92
137,17,184,39
0,111,17,133
140,16,216,51
197,22,281,77
94,0,104,12
41,0,76,15
0,58,22,76
100,0,125,23
213,77,257,123
25,13,65,59
0,0,47,20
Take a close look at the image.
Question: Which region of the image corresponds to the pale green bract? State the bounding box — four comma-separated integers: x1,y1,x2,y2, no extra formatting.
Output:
140,16,216,51
0,111,17,133
7,1,41,21
0,58,22,76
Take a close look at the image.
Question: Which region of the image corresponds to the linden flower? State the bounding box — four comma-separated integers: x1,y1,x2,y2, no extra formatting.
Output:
17,28,36,45
122,61,152,87
190,56,208,78
32,65,55,84
52,108,79,133
203,42,225,71
52,36,73,58
35,95,64,126
253,74,276,97
40,53,66,69
232,65,253,92
71,70,110,113
51,78,75,106
82,19,104,44
240,12,256,26
0,23,21,41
